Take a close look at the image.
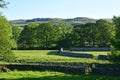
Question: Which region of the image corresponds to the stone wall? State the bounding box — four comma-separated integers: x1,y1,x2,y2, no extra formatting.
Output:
70,48,111,51
60,48,109,60
3,63,120,75
98,55,108,60
60,51,93,58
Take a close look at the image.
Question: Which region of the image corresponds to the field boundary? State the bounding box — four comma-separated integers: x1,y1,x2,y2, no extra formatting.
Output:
70,48,111,51
0,63,119,76
60,48,108,60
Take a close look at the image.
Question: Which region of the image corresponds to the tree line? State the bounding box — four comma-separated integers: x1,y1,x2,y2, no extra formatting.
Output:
12,19,113,50
12,19,120,63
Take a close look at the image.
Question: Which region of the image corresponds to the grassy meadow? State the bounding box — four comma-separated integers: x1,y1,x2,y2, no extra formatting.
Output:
0,50,119,80
4,50,110,64
0,71,119,80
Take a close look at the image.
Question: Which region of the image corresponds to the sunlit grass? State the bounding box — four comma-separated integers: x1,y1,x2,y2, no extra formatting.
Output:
70,51,109,56
70,51,110,59
0,71,119,80
9,50,110,64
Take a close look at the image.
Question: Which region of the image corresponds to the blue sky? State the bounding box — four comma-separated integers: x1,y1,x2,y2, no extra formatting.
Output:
1,0,120,20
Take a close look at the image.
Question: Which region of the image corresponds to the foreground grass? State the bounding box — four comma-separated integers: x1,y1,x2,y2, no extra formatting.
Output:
0,71,119,80
8,50,110,64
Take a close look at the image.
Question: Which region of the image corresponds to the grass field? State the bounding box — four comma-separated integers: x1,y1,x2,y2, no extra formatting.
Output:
0,71,119,80
0,50,119,80
4,50,110,64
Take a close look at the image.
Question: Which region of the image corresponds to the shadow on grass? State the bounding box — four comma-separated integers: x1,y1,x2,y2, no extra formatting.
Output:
47,51,59,55
0,75,119,80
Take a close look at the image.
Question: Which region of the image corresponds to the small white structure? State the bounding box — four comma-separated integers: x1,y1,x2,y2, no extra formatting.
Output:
60,48,63,52
59,48,63,55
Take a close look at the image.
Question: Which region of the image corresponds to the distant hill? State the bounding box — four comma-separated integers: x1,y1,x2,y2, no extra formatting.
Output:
102,18,112,22
10,17,112,26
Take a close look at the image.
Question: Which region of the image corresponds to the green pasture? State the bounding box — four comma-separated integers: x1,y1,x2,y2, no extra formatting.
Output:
0,71,119,80
4,50,110,64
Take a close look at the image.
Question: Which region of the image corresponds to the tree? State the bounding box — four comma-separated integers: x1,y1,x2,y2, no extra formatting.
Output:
12,26,23,49
18,22,39,49
18,22,57,49
56,22,73,48
0,14,15,61
73,20,113,48
12,26,23,42
0,1,15,62
96,20,113,47
0,15,12,53
0,0,9,8
73,24,86,47
109,16,120,63
73,24,97,47
111,16,120,50
36,22,56,49
83,23,97,47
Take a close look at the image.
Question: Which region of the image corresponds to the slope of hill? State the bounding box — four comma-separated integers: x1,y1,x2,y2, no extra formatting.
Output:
10,17,112,27
10,17,97,26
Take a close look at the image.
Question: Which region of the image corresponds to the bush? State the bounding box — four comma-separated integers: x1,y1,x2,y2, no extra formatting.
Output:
108,47,120,64
2,51,16,62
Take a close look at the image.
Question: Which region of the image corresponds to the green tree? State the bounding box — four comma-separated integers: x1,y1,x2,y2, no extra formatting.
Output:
18,22,57,49
0,0,8,8
109,16,120,63
12,26,22,42
0,1,15,62
96,20,113,47
56,23,73,48
83,23,97,47
0,14,15,61
18,22,39,49
73,24,96,47
0,15,12,53
73,24,86,47
73,20,113,48
36,22,56,49
12,26,22,49
111,16,120,50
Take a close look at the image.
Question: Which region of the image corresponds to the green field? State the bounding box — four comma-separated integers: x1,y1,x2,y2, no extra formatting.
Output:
0,71,119,80
0,50,119,80
3,50,109,64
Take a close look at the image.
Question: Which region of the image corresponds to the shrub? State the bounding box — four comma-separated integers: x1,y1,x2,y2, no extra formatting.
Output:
2,51,16,62
108,47,120,64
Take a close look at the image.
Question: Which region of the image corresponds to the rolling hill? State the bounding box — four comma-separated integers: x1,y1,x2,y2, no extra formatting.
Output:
10,17,112,26
10,17,97,26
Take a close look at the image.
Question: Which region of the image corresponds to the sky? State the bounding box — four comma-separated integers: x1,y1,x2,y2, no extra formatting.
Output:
0,0,120,20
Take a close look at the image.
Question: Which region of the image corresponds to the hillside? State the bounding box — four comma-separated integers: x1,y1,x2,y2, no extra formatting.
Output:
10,17,112,26
10,17,97,26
